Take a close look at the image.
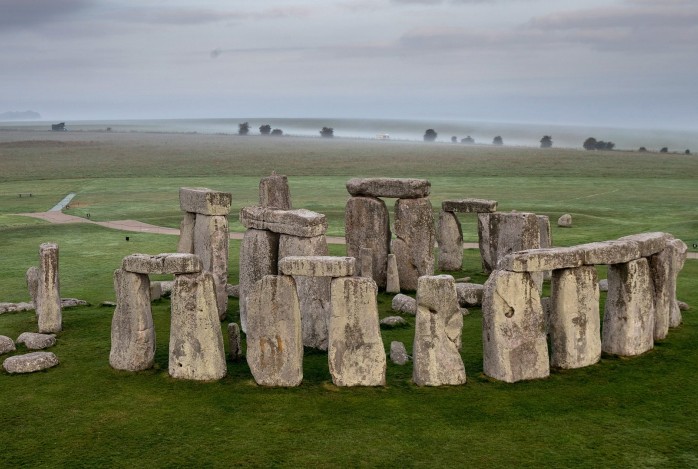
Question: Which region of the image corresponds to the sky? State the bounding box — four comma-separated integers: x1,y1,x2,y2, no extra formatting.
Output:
1,0,697,129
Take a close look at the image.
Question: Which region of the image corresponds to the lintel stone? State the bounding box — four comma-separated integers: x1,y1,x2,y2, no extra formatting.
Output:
498,247,584,272
441,198,498,213
617,232,671,258
578,240,641,265
278,256,355,277
240,206,327,237
346,177,430,199
179,187,231,215
122,253,202,275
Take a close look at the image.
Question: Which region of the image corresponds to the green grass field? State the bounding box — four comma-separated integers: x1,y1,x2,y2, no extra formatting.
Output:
1,131,697,467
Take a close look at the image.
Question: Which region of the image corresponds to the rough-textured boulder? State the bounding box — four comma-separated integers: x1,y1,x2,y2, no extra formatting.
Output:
227,323,243,361
602,259,655,356
413,275,466,386
437,210,463,271
482,270,549,383
246,275,303,387
391,293,417,315
385,254,400,294
455,283,484,307
360,247,374,280
441,198,497,213
16,332,56,350
498,247,583,272
169,272,227,381
649,243,679,340
392,197,435,291
36,243,62,334
578,240,641,265
278,256,355,278
3,352,59,374
390,341,410,365
380,316,407,327
549,266,601,369
122,253,202,275
109,269,155,372
240,206,327,237
177,211,196,254
239,229,279,332
226,284,240,298
557,214,572,227
26,266,39,305
598,279,609,292
194,214,229,320
179,187,231,216
259,172,292,209
345,196,390,289
328,277,386,386
346,177,430,199
678,301,690,311
0,302,35,314
0,336,15,355
668,238,688,328
479,212,541,274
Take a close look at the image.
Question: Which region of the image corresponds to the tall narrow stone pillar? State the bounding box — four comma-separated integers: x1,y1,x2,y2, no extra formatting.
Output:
345,196,391,289
437,210,463,271
239,228,279,333
392,197,435,291
36,243,62,334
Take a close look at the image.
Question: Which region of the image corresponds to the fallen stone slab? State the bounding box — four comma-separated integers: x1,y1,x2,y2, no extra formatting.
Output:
498,247,584,272
578,240,641,265
441,198,498,213
455,283,484,307
179,187,232,216
3,352,59,374
618,232,671,258
390,341,410,365
240,206,327,237
0,336,15,355
0,302,35,314
380,316,408,327
16,332,56,350
391,294,417,315
62,298,89,308
226,284,240,298
278,256,356,277
101,301,117,307
122,253,202,275
346,177,430,199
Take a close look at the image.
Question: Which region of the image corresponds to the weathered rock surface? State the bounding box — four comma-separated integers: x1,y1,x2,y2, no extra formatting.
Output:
177,211,196,254
278,256,356,277
498,247,584,273
385,254,400,294
413,275,466,386
16,332,56,350
578,240,641,265
259,172,292,209
0,336,15,355
3,352,59,374
537,215,553,280
122,253,202,275
150,282,162,301
482,270,549,383
36,243,62,334
437,210,463,271
239,228,279,333
649,242,680,340
558,214,572,227
246,275,303,386
226,284,240,298
194,214,229,320
360,247,374,280
346,177,430,199
549,266,601,369
26,266,39,305
455,283,484,307
477,213,492,273
668,238,688,328
0,302,35,314
441,198,498,213
390,341,410,365
110,269,155,371
602,259,655,356
179,187,232,216
598,279,609,292
227,322,243,360
392,197,435,291
618,232,670,258
345,196,390,289
240,206,327,237
328,277,386,386
677,300,690,311
169,272,227,381
391,293,417,315
380,316,407,327
479,212,541,274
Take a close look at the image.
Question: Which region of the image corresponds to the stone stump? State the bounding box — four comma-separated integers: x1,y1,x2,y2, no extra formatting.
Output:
437,210,463,271
482,270,549,383
602,258,655,356
392,197,435,291
328,277,386,386
385,254,400,293
246,275,303,387
345,196,390,289
239,228,279,332
412,275,466,386
259,171,292,209
36,243,62,334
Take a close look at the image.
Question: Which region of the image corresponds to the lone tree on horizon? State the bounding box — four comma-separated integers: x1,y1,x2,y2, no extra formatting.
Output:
424,129,437,142
660,147,669,153
320,127,334,138
271,128,283,136
540,135,553,148
583,137,597,150
492,135,503,145
461,136,475,144
259,124,271,135
238,122,250,136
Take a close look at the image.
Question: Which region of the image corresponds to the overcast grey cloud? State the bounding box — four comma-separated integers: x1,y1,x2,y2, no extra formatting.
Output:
1,0,696,129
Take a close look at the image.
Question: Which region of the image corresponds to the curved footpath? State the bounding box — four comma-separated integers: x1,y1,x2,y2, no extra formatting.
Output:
16,211,697,259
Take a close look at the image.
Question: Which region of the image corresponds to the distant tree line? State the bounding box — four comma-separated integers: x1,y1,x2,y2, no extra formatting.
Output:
583,137,615,151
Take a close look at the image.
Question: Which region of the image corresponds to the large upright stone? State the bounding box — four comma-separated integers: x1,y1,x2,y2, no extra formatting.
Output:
549,266,601,369
240,206,327,238
668,238,688,328
194,214,229,320
392,197,435,291
36,243,61,334
246,275,303,387
602,258,655,356
169,272,226,381
437,210,463,271
259,172,292,209
345,196,390,289
482,270,549,383
385,254,400,293
537,215,552,280
346,177,430,199
239,229,279,333
477,213,492,274
328,277,386,386
26,266,39,306
179,187,232,216
110,269,155,371
279,234,331,350
413,275,466,386
479,212,541,274
177,211,196,254
649,238,687,336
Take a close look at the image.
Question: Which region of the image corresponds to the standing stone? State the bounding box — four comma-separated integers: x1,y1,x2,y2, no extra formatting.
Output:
246,275,303,387
36,243,62,334
558,214,572,227
345,196,391,289
668,238,688,328
392,197,435,291
26,266,39,306
537,215,552,280
385,254,400,293
549,266,601,369
177,211,196,254
109,269,155,371
328,277,386,386
437,210,463,271
169,272,227,381
482,270,549,383
602,258,655,356
413,275,466,386
259,172,292,209
480,212,541,274
477,213,492,274
194,214,229,320
228,323,242,360
239,229,279,333
650,238,687,335
390,341,410,365
360,247,374,279
279,234,331,350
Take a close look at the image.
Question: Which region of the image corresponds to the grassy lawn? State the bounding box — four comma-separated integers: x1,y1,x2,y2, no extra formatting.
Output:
1,131,697,466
